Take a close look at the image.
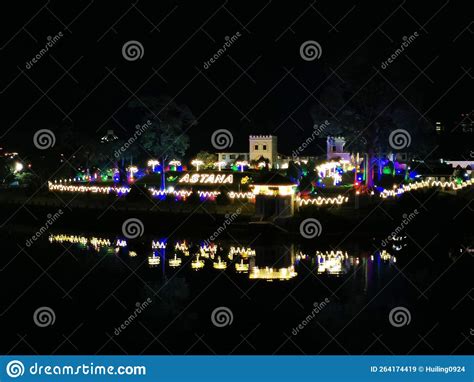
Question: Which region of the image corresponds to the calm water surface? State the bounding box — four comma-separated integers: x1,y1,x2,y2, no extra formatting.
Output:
1,228,471,355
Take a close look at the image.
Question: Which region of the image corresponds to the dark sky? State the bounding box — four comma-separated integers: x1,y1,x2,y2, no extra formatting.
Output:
0,0,471,157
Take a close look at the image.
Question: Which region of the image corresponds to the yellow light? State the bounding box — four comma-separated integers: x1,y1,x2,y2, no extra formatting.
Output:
213,256,227,270
147,159,160,167
214,161,226,171
235,260,249,273
236,161,248,172
169,160,181,167
249,266,297,280
191,159,204,171
169,254,182,267
298,195,349,206
191,255,205,270
14,162,23,172
148,255,160,266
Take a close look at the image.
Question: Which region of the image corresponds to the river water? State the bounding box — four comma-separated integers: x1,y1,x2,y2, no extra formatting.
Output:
1,227,471,355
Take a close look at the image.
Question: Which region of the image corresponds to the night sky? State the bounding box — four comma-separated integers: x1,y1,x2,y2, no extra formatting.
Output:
0,0,471,157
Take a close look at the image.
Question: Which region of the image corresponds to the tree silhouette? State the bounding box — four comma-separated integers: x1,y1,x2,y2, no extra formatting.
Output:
129,96,196,189
310,64,434,188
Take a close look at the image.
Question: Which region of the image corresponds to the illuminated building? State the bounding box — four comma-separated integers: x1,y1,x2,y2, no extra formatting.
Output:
250,174,297,218
326,136,351,161
249,135,278,167
217,152,249,167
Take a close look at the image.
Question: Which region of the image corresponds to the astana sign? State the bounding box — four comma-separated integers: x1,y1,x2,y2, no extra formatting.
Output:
178,173,233,184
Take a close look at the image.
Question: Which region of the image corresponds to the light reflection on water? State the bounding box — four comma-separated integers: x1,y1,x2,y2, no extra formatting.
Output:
48,233,398,281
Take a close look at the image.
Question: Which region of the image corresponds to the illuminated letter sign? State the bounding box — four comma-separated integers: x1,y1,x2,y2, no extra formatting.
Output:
179,173,233,184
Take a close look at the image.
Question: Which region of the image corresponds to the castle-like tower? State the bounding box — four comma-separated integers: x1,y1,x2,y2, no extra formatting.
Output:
326,136,350,161
249,135,278,166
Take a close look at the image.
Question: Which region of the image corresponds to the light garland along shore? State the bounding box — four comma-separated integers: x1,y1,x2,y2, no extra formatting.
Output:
379,179,473,198
48,181,257,201
48,178,473,206
297,195,349,206
48,182,130,195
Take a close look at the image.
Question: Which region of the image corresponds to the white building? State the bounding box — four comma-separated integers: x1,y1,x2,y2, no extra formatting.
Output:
217,152,249,167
